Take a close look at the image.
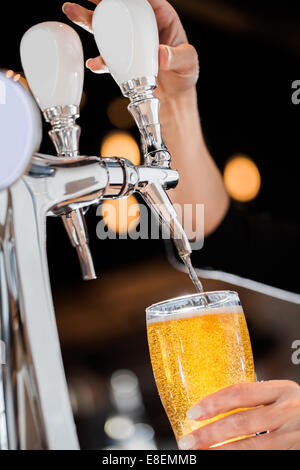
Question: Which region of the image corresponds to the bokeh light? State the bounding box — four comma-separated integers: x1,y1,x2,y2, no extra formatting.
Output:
107,96,135,129
102,195,140,235
104,416,135,441
101,130,141,165
224,154,261,202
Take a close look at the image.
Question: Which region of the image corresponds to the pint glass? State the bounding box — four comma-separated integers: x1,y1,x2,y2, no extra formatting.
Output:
146,291,255,444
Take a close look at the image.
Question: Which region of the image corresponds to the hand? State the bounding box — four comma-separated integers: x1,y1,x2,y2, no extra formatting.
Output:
179,381,300,450
62,0,199,100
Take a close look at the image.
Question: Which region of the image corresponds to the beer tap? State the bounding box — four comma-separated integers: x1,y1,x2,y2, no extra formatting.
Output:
92,0,192,259
20,22,96,280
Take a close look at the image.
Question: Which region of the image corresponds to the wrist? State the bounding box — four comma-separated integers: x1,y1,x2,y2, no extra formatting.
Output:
157,86,230,238
159,86,207,155
159,86,198,126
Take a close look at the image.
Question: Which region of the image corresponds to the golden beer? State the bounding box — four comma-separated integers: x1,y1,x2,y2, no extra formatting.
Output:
146,292,255,441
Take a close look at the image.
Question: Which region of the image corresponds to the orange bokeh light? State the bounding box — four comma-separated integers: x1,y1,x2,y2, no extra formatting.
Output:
224,155,261,202
101,131,141,166
102,195,140,234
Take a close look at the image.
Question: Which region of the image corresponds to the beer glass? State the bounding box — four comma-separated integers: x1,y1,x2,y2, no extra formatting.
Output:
146,291,255,444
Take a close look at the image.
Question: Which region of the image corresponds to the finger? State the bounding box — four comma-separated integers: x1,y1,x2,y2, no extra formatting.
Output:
179,403,294,450
214,431,300,450
159,43,199,76
186,381,299,421
88,0,166,9
86,56,108,74
62,3,93,33
146,0,167,9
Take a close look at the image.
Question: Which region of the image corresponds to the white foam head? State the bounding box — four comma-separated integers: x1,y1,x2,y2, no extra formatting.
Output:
20,22,84,111
92,0,159,86
147,305,244,324
0,72,42,190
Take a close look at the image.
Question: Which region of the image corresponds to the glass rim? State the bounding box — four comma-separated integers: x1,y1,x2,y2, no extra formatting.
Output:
146,290,240,316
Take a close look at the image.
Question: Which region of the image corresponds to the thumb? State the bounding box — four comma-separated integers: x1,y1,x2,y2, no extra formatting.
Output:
159,43,199,76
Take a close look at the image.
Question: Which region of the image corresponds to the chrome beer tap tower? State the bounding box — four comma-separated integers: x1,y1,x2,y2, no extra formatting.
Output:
0,0,191,449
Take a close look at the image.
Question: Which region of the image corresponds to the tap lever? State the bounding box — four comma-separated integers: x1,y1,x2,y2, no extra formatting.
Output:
92,1,169,168
21,22,96,281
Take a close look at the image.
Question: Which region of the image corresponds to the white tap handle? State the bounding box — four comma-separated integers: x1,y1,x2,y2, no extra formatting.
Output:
20,22,84,111
0,72,42,190
92,0,159,86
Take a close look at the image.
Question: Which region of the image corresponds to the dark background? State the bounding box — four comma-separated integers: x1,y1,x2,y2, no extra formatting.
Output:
3,1,300,286
2,0,300,449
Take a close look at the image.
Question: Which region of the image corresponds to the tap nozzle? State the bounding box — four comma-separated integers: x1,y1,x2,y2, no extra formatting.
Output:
138,177,192,258
43,104,96,281
62,210,96,281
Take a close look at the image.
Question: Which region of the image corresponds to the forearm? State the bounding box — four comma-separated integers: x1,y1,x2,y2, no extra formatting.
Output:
160,86,229,237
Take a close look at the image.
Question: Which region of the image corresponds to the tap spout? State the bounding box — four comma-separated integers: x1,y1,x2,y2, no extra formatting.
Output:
61,210,96,280
44,105,95,281
136,166,192,258
138,181,192,258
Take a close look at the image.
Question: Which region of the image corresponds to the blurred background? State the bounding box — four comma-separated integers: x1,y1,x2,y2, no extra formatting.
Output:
2,0,300,449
